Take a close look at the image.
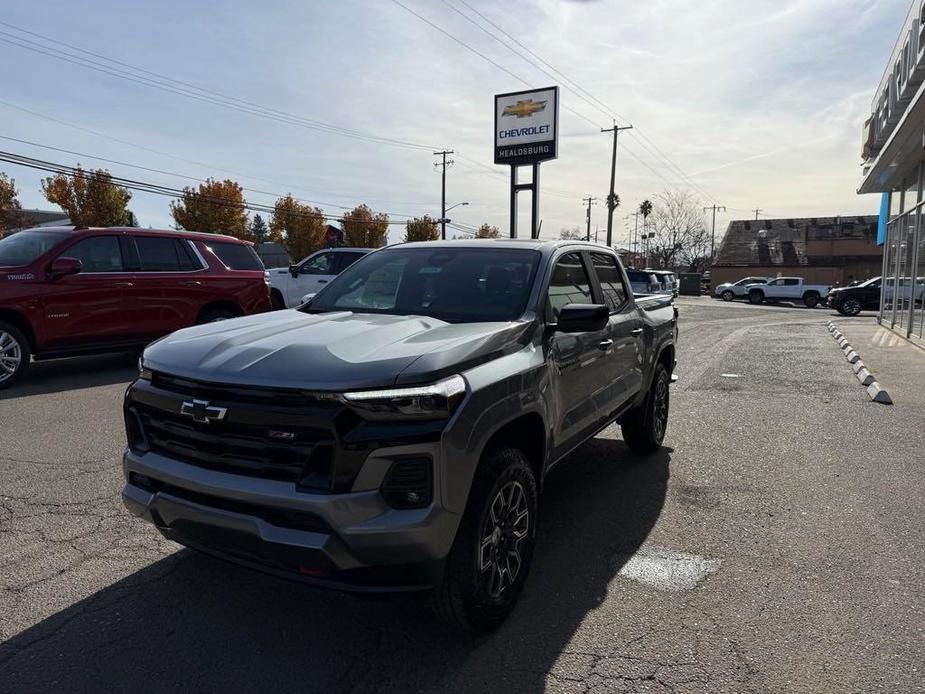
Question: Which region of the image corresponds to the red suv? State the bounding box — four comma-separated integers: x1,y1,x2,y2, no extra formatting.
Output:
0,226,270,389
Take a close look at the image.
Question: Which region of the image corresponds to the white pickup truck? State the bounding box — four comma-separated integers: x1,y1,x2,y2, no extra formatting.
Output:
267,247,372,308
743,277,830,308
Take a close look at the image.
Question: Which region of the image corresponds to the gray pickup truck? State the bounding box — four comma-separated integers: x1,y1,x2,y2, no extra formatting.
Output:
123,239,677,630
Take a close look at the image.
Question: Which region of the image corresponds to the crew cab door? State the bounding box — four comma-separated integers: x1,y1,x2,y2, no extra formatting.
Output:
288,251,338,306
545,251,613,457
589,251,644,407
39,234,133,350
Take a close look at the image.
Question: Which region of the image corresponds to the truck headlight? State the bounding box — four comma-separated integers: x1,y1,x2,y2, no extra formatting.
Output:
138,357,152,381
342,375,467,419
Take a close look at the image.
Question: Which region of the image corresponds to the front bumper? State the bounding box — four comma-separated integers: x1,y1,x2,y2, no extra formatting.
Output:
122,448,460,592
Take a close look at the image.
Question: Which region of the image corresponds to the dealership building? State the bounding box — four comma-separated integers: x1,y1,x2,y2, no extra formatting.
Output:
859,0,925,344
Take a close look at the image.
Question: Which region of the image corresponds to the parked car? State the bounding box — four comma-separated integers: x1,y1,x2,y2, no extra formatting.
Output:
713,276,770,302
625,269,661,294
648,270,679,296
269,247,372,308
829,277,882,316
0,226,271,389
744,277,831,308
123,239,677,631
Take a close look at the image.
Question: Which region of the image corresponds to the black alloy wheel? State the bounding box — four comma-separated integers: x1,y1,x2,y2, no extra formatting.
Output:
839,297,862,316
621,362,670,455
479,480,530,599
431,446,537,632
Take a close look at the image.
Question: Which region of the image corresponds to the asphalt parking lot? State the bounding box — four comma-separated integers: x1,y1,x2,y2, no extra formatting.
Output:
1,298,923,693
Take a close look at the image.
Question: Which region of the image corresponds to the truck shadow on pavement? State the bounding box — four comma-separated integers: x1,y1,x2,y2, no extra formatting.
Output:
0,352,138,400
0,438,670,693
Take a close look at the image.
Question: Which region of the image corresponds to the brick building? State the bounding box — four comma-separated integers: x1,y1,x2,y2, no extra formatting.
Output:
711,215,882,287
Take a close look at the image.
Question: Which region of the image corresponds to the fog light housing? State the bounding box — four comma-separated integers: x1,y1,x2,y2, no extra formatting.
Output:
381,457,432,510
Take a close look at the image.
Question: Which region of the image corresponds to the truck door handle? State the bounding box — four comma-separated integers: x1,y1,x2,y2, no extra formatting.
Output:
317,279,328,284
598,339,613,350
632,328,643,335
113,281,134,288
181,280,202,287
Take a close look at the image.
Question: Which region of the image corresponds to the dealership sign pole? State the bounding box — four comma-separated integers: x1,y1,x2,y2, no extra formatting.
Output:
495,87,559,238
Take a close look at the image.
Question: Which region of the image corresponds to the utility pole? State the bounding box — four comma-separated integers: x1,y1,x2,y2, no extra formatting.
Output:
601,123,633,247
753,208,763,221
703,204,727,260
434,150,454,240
595,224,599,244
582,196,597,241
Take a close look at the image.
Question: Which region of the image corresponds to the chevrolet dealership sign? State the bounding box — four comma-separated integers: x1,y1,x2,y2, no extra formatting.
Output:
494,87,559,165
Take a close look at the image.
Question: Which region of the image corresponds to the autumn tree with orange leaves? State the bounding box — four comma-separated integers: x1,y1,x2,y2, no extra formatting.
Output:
42,166,133,228
270,194,326,261
170,178,250,239
341,204,389,248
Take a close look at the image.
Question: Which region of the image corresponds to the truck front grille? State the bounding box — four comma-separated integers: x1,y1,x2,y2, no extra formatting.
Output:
135,405,332,485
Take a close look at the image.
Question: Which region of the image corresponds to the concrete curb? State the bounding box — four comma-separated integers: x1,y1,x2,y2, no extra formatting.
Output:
827,321,892,405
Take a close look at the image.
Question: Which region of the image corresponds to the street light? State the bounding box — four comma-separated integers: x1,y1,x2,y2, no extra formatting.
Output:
440,202,469,229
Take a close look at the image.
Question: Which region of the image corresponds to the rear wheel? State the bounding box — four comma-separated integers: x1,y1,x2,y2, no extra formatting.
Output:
270,290,286,311
197,306,237,324
0,322,30,390
748,290,764,304
838,297,862,316
431,446,537,632
803,292,820,308
721,290,735,302
621,363,670,455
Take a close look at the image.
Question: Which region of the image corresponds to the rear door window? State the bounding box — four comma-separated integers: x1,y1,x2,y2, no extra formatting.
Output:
590,252,627,311
64,236,124,273
210,241,264,270
136,236,181,272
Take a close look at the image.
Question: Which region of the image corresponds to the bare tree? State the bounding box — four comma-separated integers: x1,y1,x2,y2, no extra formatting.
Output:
648,191,710,270
559,226,584,240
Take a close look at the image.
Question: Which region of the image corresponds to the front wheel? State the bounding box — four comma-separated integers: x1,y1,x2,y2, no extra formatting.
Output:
721,290,735,302
838,297,862,316
0,322,30,390
621,362,670,455
748,290,764,304
197,307,237,324
431,446,537,632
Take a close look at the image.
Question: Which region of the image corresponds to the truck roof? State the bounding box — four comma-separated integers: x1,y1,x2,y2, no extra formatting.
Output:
395,238,616,254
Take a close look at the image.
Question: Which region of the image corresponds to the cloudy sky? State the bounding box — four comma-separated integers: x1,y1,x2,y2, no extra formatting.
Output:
0,0,910,247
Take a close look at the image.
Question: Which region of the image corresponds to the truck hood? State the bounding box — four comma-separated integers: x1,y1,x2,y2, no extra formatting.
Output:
142,309,532,391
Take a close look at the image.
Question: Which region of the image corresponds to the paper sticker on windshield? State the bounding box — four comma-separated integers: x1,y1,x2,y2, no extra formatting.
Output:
419,266,442,274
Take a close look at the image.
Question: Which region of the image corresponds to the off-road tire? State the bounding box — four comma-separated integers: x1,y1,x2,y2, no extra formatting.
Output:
803,292,820,308
430,446,538,632
748,290,764,304
621,363,670,455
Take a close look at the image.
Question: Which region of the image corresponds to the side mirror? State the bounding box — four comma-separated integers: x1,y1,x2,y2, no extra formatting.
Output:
555,304,608,333
48,256,82,279
289,264,299,278
300,293,316,305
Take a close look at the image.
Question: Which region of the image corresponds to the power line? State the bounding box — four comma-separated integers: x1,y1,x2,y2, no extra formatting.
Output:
440,0,720,204
0,150,416,225
0,27,440,153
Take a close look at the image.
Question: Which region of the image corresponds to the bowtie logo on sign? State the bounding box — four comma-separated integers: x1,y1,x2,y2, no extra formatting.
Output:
502,99,547,118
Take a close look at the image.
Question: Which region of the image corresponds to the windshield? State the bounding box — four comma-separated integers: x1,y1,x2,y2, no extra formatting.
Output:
304,247,541,323
0,230,71,267
858,277,880,288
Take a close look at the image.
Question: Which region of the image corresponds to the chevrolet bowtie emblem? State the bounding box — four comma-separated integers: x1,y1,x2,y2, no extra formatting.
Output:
502,99,547,118
180,399,227,424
